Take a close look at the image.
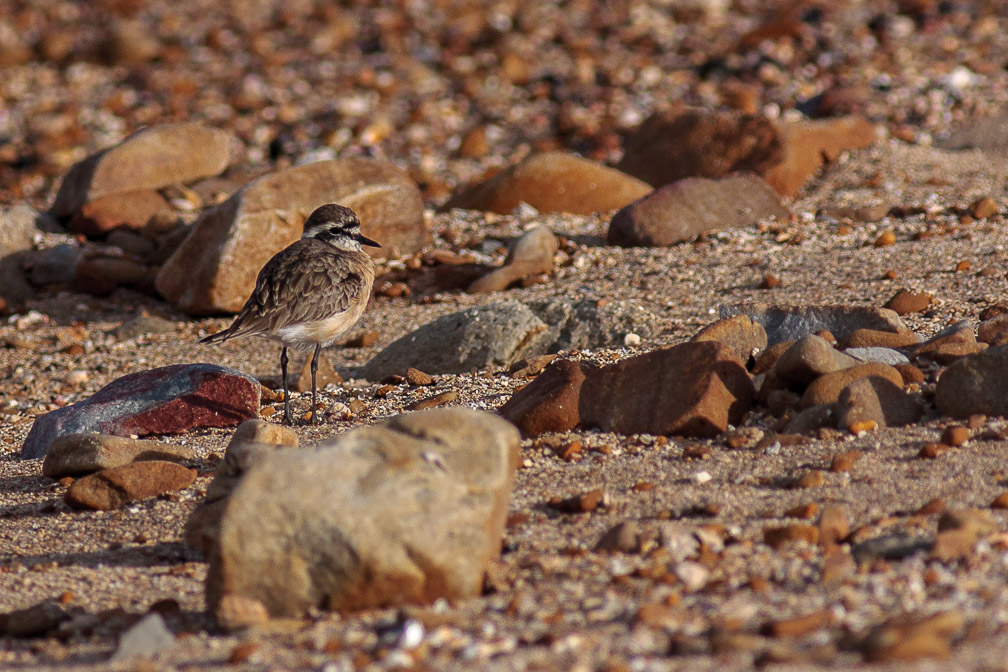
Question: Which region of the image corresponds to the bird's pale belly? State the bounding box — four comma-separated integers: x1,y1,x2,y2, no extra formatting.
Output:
272,309,364,350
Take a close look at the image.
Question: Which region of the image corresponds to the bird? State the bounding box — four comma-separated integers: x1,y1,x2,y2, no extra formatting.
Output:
201,203,379,424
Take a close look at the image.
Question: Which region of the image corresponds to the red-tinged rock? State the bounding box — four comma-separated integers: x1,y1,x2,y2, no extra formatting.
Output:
861,611,963,662
499,359,586,436
764,524,819,548
548,488,604,513
761,609,832,638
21,364,260,459
912,325,985,364
978,314,1008,346
69,190,170,237
64,460,196,510
839,328,922,349
52,122,236,218
607,174,789,247
835,376,923,430
444,151,652,215
763,116,877,197
818,505,851,547
801,365,904,408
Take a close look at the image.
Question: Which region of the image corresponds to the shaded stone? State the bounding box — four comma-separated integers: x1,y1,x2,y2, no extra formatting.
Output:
69,190,170,237
0,205,42,309
156,158,426,314
1,600,68,638
861,611,963,663
978,314,1008,346
783,404,835,435
935,345,1008,418
21,364,260,459
206,408,520,616
42,434,195,478
607,174,789,247
498,359,586,435
912,324,986,364
444,151,651,215
721,304,907,346
25,244,82,287
835,377,923,432
690,314,768,365
52,123,236,218
938,111,1008,155
65,460,197,510
616,108,783,187
801,364,904,408
468,225,558,293
501,342,755,438
774,334,859,386
594,521,645,553
852,533,933,563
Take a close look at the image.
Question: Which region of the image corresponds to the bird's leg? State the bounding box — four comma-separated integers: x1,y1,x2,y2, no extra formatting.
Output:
280,346,291,424
311,343,321,425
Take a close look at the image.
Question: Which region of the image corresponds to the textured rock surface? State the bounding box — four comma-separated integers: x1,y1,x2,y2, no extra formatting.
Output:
206,408,520,615
444,151,652,215
935,345,1008,418
42,434,195,478
721,304,908,345
69,189,170,237
155,157,426,314
21,364,260,459
762,116,877,197
51,123,235,218
608,174,789,247
64,460,197,510
691,314,768,364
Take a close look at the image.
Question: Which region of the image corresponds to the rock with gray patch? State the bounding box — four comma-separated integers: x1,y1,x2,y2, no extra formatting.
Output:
720,303,908,345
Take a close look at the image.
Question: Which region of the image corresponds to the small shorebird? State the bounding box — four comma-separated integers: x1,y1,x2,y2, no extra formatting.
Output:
201,204,379,424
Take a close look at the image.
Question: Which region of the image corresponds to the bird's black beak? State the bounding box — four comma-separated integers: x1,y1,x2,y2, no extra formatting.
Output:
357,233,381,248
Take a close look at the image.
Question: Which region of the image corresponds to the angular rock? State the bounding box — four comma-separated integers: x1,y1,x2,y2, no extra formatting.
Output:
616,108,783,186
501,342,755,437
65,460,197,510
52,123,236,218
0,205,42,308
762,116,877,197
935,345,1008,418
913,323,986,364
774,334,859,386
156,158,426,314
42,434,195,478
361,302,551,381
608,174,789,247
843,347,910,366
690,314,768,365
498,359,586,435
468,225,558,293
21,363,260,459
206,408,520,615
444,151,652,215
835,377,923,431
801,364,903,408
721,304,907,345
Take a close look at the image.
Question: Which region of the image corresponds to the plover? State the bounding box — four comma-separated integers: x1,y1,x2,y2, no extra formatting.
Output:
201,203,379,424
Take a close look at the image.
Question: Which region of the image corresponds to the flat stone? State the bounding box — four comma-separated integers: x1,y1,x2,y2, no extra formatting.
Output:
914,323,986,364
109,613,177,662
607,174,789,247
42,434,195,478
498,359,586,436
468,225,558,293
526,297,659,353
884,289,934,315
21,363,260,459
69,190,170,237
52,122,236,218
444,151,652,215
690,314,768,365
720,304,907,345
65,460,197,510
839,328,923,349
843,347,910,366
156,158,426,314
206,408,520,615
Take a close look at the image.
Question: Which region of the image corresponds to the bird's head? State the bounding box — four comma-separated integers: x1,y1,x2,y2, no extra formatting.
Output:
301,204,381,250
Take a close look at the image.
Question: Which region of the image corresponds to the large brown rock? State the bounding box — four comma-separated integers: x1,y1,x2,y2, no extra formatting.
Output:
69,190,170,237
444,151,652,215
42,434,195,478
762,117,877,197
801,363,904,408
155,158,427,314
690,314,768,365
205,408,519,616
51,123,236,218
501,342,755,437
608,174,789,247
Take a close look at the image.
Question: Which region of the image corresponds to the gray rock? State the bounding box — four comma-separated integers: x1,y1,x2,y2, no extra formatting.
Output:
526,297,658,352
206,408,520,616
42,434,195,478
0,205,41,308
852,533,933,564
720,303,908,345
109,613,176,662
25,244,82,286
361,302,551,381
112,315,177,341
843,347,910,366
